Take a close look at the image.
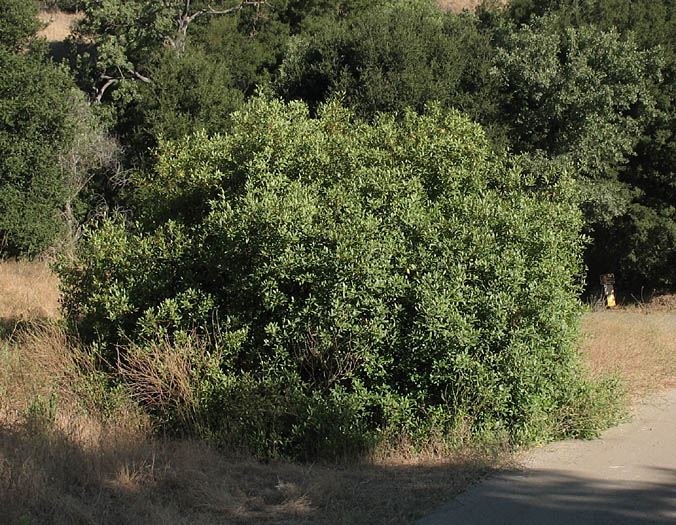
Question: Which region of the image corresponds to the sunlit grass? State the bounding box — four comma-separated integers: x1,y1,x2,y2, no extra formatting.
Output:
0,259,60,326
582,306,676,397
436,0,508,12
37,10,83,42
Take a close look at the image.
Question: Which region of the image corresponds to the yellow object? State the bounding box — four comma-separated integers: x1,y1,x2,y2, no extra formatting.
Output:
607,293,616,307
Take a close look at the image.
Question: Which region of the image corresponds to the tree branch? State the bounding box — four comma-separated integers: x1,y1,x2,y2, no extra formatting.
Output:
93,67,150,104
94,76,117,104
128,68,152,84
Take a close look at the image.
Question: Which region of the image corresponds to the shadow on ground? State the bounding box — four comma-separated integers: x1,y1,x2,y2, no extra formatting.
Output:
0,419,499,524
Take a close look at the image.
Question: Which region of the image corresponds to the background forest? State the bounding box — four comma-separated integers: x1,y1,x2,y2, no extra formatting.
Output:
4,0,676,291
2,0,675,476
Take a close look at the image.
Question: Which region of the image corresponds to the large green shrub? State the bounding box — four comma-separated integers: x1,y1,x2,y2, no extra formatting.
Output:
59,96,612,458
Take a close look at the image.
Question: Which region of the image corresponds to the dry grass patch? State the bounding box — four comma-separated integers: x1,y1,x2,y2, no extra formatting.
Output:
436,0,508,12
581,305,676,397
0,259,60,326
37,10,83,42
1,419,499,523
0,323,152,524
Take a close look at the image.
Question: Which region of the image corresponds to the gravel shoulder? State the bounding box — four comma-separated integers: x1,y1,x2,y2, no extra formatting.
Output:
417,388,676,524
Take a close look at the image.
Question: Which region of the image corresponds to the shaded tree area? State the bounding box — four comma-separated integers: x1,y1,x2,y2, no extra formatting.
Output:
0,0,119,257
68,0,377,163
275,1,499,125
0,49,74,255
500,0,676,293
0,0,42,52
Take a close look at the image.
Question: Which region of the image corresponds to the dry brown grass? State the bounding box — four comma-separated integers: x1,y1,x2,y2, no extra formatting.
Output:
581,298,676,397
0,322,152,523
0,259,60,325
37,10,83,42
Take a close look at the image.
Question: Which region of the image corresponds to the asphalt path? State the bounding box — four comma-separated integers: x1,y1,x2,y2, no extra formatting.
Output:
418,388,676,524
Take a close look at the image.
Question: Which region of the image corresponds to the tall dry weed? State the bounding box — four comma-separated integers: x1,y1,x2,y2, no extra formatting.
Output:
117,335,218,431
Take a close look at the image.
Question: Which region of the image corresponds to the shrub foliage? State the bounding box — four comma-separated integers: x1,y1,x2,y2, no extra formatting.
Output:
57,96,610,458
0,0,41,53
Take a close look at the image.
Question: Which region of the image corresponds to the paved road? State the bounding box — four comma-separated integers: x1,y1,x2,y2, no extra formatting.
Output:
418,389,676,524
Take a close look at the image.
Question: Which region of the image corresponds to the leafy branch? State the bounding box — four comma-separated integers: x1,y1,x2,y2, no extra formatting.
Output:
76,0,268,103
